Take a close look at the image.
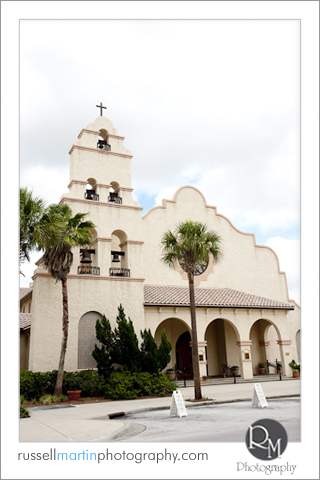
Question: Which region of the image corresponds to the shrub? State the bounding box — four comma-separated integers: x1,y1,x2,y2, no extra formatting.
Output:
20,406,30,418
140,329,172,374
40,394,57,405
20,369,176,402
93,305,172,376
62,370,103,396
92,315,115,377
101,371,176,400
20,370,57,400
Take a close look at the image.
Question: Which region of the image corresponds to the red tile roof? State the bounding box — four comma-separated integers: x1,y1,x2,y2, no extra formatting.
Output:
144,285,294,310
20,287,33,301
20,313,31,330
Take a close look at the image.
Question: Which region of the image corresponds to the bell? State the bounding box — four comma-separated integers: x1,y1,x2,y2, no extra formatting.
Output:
80,251,92,264
112,253,121,263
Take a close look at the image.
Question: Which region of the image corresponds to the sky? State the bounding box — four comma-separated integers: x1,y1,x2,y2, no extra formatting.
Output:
19,19,301,302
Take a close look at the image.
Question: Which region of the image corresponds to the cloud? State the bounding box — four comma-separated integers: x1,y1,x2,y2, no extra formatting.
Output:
20,165,69,206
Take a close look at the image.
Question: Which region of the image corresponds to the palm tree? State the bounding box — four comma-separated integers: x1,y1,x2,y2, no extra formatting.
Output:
41,204,95,396
161,220,222,399
20,188,63,275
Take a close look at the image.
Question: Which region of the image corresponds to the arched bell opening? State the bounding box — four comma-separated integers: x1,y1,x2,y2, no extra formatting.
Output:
97,128,111,151
205,318,241,378
85,177,99,201
154,318,191,375
110,229,129,277
108,181,122,204
78,228,100,276
78,311,103,369
249,319,282,375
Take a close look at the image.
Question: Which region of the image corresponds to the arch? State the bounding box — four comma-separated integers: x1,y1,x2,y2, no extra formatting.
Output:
205,318,241,377
86,177,97,188
99,128,108,140
79,228,98,267
176,331,193,378
109,182,122,204
110,229,128,272
85,177,98,201
97,129,111,151
154,317,191,372
249,319,282,375
78,311,103,369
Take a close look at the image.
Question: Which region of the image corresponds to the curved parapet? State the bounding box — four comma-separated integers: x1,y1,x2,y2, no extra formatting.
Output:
141,185,295,303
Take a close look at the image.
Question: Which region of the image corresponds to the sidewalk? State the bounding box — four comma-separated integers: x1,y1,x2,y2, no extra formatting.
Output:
20,379,300,442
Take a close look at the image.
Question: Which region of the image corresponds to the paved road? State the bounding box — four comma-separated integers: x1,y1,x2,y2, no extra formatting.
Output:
20,379,300,442
112,397,300,443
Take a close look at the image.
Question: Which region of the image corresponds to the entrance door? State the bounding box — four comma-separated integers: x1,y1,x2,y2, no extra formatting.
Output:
176,331,193,379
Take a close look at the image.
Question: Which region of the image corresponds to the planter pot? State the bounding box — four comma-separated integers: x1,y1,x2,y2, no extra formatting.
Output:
166,371,175,380
67,390,81,401
201,378,210,383
258,368,266,375
292,371,300,378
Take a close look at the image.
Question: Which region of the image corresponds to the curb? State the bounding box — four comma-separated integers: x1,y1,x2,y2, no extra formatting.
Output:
108,394,300,418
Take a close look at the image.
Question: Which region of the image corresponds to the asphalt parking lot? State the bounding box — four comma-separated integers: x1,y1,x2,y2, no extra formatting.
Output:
113,397,300,443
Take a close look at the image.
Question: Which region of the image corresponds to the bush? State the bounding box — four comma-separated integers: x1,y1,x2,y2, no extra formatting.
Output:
62,370,103,396
101,371,176,400
20,406,30,418
40,394,57,405
93,305,172,377
20,369,176,401
20,370,57,400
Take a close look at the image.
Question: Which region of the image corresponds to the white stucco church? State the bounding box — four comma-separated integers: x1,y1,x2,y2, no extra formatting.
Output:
21,112,300,380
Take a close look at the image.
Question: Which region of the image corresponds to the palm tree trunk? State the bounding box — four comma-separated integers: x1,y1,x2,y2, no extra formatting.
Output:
54,276,69,397
188,274,202,400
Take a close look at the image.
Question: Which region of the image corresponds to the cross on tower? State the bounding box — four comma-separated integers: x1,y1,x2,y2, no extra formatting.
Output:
96,102,107,116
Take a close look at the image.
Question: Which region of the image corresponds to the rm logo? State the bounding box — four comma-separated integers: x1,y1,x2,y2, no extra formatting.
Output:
245,419,288,460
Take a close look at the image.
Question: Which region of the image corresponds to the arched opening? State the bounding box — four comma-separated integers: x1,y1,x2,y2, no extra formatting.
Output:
205,319,241,377
110,229,129,277
250,319,282,375
176,331,193,379
85,177,99,201
109,181,122,204
78,228,100,275
78,311,103,369
154,318,191,375
97,129,111,151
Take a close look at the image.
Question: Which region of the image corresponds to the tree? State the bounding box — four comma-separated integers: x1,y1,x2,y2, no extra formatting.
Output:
20,187,63,275
140,329,172,374
157,330,172,372
92,315,115,378
41,204,95,396
113,304,141,372
92,306,172,375
161,220,222,399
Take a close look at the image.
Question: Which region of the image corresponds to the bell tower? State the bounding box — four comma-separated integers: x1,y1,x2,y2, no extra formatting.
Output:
64,105,137,206
59,107,144,280
30,107,146,372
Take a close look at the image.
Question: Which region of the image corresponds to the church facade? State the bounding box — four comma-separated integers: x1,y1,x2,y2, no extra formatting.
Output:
27,114,300,379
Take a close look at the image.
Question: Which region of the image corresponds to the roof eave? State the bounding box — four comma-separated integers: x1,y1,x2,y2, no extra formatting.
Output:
144,303,294,310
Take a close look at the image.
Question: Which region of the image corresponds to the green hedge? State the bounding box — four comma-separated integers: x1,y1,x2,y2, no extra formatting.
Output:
20,370,176,401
